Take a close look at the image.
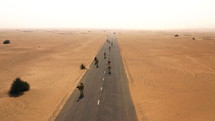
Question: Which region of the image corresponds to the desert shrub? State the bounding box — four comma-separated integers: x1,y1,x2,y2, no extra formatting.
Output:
10,78,30,94
3,40,10,44
174,34,179,37
80,64,86,70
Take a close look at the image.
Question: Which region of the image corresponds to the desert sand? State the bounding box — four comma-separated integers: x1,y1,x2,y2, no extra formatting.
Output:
117,30,215,121
0,29,106,121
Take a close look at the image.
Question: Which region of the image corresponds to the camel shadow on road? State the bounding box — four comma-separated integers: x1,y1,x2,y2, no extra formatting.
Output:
77,93,84,102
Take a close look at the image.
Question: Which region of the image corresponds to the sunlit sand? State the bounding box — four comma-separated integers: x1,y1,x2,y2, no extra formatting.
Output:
0,29,106,121
118,30,215,121
1,29,215,121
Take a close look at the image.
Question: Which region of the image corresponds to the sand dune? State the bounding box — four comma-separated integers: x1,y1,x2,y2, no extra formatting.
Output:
117,30,215,121
0,29,106,121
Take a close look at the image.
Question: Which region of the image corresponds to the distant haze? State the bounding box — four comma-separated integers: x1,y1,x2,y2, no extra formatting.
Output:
0,0,214,29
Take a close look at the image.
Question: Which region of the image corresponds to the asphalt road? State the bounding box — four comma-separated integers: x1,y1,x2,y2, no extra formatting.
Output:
55,34,138,121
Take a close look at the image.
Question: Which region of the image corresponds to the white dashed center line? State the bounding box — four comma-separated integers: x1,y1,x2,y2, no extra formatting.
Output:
97,100,100,105
100,87,103,91
104,71,106,73
102,78,104,80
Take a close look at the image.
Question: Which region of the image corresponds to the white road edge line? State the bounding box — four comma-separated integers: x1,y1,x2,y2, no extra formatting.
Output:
97,100,100,105
100,87,103,91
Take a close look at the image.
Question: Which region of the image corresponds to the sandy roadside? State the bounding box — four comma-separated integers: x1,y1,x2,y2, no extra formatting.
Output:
0,29,107,121
117,30,215,121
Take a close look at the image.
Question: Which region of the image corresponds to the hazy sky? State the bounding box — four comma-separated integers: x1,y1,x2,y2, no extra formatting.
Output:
0,0,214,29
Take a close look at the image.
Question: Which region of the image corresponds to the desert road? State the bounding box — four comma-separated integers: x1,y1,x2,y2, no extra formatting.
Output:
55,34,137,121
